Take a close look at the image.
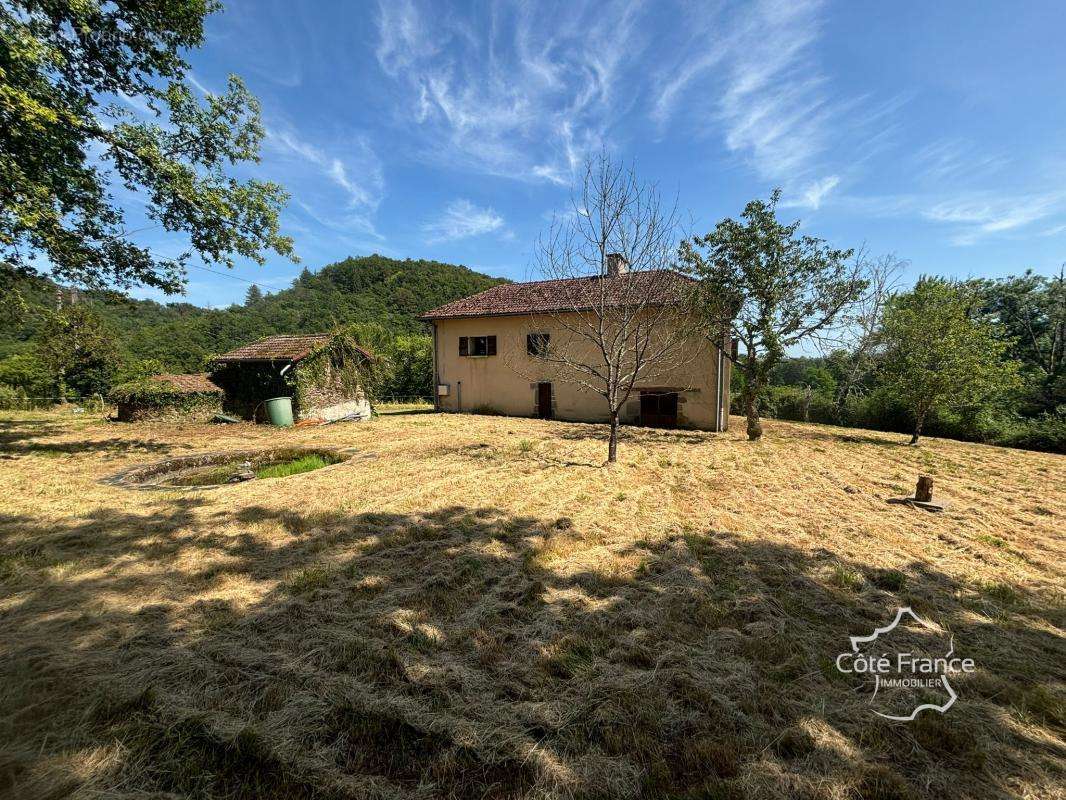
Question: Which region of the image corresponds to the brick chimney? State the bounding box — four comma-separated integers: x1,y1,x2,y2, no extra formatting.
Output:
605,252,628,277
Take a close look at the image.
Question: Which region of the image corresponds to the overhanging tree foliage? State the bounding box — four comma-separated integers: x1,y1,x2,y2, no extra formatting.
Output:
680,190,865,440
1,0,295,294
879,277,1021,445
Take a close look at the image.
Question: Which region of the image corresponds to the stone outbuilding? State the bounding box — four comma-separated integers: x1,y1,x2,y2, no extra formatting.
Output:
111,373,223,422
210,333,373,423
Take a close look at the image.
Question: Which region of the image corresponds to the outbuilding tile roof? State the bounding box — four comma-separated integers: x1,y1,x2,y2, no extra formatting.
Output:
215,334,335,363
419,270,694,320
148,373,222,394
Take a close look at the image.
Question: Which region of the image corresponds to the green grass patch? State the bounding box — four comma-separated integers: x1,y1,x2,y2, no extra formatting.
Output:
976,534,1008,549
285,565,333,594
829,564,865,592
255,454,333,480
869,568,907,591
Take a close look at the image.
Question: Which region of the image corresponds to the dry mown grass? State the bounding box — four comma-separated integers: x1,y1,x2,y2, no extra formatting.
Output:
0,407,1062,799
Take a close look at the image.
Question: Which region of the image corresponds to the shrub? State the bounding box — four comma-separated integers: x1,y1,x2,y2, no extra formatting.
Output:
0,352,56,397
761,386,838,425
994,411,1066,453
0,384,27,410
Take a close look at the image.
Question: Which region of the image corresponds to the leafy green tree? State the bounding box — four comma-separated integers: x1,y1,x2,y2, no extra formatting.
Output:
34,304,120,397
681,190,864,440
802,366,836,397
879,278,1020,445
114,358,165,384
1,0,295,294
974,267,1064,412
0,351,54,397
386,335,433,398
245,284,264,305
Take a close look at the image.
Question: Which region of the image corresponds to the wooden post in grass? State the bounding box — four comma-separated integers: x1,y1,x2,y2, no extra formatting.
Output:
915,476,933,503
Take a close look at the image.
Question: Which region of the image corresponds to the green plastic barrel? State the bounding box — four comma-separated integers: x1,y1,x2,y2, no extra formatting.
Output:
264,396,294,427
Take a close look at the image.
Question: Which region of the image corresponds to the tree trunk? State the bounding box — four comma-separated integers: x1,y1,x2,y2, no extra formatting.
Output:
909,411,925,445
607,412,619,463
743,387,762,440
742,347,764,441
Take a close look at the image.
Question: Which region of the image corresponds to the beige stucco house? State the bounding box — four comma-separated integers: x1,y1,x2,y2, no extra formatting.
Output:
420,265,731,431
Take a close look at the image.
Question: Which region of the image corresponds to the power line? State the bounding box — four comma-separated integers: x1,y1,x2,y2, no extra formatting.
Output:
185,262,290,292
122,227,292,292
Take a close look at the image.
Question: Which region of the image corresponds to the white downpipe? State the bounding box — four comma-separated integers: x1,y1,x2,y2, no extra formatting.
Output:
716,344,724,431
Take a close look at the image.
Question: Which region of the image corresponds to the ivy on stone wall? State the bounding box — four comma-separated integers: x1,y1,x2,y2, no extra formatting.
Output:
108,379,222,420
293,325,390,410
208,326,388,420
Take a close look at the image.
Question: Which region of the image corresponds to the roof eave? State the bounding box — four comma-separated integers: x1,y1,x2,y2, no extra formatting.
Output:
419,301,679,321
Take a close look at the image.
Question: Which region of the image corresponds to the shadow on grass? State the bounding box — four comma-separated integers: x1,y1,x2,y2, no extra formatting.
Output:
0,417,179,458
375,407,437,416
0,502,1062,800
553,422,719,447
0,438,179,458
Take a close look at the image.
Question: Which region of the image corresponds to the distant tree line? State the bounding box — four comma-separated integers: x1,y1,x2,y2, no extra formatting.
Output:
0,255,505,405
743,269,1064,452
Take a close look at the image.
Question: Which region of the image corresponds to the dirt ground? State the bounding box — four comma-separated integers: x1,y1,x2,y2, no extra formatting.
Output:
0,407,1062,799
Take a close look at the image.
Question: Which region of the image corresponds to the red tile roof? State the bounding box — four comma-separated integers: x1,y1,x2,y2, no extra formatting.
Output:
419,270,695,320
214,334,374,364
148,373,222,394
215,334,334,363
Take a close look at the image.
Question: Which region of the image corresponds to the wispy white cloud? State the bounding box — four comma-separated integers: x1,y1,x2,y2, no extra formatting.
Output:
649,0,831,181
376,0,434,76
264,125,385,241
923,192,1066,245
187,73,214,96
838,189,1066,245
717,0,828,181
424,199,505,243
373,0,646,184
267,128,383,211
783,175,841,210
649,0,907,209
912,138,1010,184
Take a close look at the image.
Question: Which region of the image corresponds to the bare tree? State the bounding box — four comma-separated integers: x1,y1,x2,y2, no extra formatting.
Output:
525,154,700,463
830,253,905,417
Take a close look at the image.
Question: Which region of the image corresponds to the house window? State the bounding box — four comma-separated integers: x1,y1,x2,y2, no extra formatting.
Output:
527,332,550,357
459,335,496,357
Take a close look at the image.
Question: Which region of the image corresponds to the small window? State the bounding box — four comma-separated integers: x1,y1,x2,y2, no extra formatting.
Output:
527,332,550,357
461,335,496,357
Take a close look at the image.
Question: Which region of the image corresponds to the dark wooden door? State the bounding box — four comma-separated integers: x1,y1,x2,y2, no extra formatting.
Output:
640,391,678,428
537,382,553,419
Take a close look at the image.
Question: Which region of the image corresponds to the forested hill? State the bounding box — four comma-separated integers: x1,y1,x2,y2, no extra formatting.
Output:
2,255,509,372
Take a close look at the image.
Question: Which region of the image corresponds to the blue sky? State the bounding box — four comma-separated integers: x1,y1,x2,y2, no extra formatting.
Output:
127,0,1066,306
